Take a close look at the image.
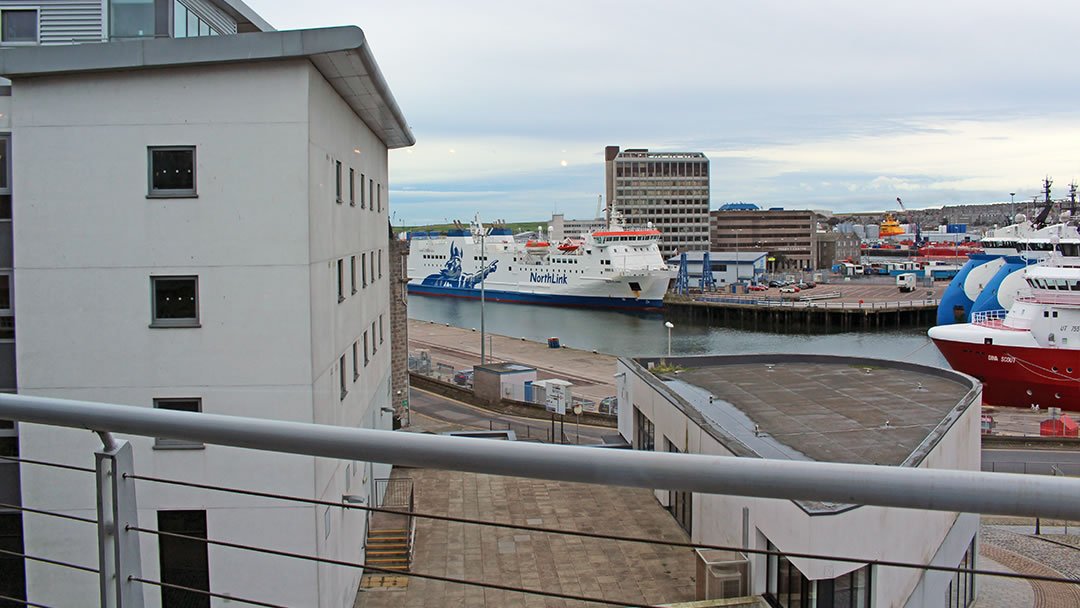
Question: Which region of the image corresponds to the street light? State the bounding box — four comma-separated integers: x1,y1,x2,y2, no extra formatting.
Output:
664,321,674,357
1010,192,1016,221
734,228,741,282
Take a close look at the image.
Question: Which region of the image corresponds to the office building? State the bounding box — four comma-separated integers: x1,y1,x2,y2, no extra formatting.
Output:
605,146,710,257
710,206,819,272
547,213,607,240
4,22,412,608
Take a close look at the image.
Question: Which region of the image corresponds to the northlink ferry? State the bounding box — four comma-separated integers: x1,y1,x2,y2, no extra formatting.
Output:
406,218,674,309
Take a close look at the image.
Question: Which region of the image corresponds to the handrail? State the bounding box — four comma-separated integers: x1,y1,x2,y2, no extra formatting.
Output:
2,394,1080,519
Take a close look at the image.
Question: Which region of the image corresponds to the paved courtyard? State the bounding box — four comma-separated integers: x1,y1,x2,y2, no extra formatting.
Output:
354,467,697,608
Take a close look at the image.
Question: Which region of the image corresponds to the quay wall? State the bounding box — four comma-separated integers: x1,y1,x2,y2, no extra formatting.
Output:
663,294,939,332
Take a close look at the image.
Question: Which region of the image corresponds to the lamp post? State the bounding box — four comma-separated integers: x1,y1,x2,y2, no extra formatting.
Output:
1010,192,1016,221
480,228,486,365
665,321,674,357
734,228,741,282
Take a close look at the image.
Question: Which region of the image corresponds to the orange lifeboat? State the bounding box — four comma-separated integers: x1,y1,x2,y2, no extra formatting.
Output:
525,240,550,256
557,239,580,252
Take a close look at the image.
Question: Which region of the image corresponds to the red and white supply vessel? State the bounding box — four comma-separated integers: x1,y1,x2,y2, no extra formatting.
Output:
929,255,1080,409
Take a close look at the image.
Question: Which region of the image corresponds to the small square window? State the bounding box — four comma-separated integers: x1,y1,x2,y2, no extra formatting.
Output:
151,276,199,327
148,146,196,197
153,398,203,448
1,9,38,44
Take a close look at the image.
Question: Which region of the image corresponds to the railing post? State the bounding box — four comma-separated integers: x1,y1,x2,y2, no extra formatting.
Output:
96,437,144,608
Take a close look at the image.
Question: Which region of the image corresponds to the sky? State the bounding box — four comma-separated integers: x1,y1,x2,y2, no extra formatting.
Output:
254,1,1080,225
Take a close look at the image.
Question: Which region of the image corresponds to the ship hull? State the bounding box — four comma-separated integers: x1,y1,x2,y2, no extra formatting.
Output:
407,283,664,309
931,336,1080,409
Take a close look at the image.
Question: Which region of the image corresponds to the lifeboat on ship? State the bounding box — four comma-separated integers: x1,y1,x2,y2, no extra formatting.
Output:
525,240,551,256
557,239,580,253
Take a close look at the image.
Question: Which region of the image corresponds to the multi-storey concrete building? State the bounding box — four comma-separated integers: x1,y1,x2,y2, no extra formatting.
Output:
813,230,862,269
547,213,607,240
605,146,710,257
710,207,820,272
0,0,272,601
2,21,412,608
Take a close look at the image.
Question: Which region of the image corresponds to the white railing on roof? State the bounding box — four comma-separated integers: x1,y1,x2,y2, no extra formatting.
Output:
970,309,1009,325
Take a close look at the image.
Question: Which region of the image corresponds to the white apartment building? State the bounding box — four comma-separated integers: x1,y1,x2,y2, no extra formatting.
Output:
547,213,607,240
618,354,982,607
4,25,412,608
605,146,711,257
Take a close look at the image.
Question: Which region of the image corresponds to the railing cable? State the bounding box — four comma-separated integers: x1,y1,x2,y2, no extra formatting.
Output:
129,527,662,608
125,473,1079,585
0,454,95,474
0,593,54,608
0,547,98,574
128,577,289,608
0,501,97,525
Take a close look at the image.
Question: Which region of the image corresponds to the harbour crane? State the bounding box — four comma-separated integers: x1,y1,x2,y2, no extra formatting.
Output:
896,197,921,245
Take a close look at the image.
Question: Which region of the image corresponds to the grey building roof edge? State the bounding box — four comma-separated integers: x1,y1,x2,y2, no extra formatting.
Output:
0,26,415,149
622,353,981,516
207,0,276,32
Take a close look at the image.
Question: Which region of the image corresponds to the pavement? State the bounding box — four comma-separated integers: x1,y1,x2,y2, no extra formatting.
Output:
975,520,1080,608
354,467,697,608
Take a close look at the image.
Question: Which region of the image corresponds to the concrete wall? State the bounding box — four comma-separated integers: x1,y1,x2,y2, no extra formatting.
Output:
616,357,981,607
14,59,392,607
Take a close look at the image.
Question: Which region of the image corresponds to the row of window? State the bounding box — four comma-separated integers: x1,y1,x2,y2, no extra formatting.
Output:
336,250,383,302
614,161,709,178
338,314,384,400
173,0,222,38
334,158,382,213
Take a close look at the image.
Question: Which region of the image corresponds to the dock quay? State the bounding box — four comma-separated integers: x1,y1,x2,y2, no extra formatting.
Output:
663,283,946,332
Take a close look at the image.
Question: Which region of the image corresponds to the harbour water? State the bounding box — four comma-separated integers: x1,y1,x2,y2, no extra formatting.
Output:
408,296,949,369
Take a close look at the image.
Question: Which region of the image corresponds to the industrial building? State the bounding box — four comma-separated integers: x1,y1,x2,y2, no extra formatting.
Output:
617,354,982,607
605,146,711,257
2,17,412,608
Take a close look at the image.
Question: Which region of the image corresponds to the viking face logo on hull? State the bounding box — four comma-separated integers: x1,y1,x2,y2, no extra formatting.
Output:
420,242,498,288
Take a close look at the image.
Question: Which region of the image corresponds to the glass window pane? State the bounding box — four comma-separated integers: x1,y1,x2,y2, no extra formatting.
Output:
111,0,155,38
0,137,7,190
150,147,195,194
187,11,197,37
199,19,209,37
0,317,12,340
0,275,9,310
173,1,186,37
209,28,218,36
153,277,198,322
1,10,37,43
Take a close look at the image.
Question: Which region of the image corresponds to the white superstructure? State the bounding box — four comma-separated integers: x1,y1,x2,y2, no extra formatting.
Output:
407,217,674,309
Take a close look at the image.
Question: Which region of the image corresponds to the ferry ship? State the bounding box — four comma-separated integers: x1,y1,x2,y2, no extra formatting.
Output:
929,256,1080,409
406,217,674,309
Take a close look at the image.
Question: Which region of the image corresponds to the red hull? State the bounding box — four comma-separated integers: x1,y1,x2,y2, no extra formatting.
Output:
932,338,1080,410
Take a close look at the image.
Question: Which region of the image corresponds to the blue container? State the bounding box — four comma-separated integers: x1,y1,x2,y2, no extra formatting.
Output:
946,224,967,234
548,337,561,348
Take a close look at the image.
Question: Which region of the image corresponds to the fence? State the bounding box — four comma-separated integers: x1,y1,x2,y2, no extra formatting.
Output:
2,393,1080,607
692,295,941,310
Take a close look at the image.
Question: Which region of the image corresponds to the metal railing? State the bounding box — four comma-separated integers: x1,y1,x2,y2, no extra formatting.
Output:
4,393,1080,607
372,477,416,568
693,294,941,310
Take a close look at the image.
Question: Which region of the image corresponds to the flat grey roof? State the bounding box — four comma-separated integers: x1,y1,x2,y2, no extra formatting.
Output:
635,355,976,467
0,27,414,149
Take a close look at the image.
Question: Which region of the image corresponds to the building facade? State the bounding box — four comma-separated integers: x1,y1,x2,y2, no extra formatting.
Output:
547,213,607,241
605,146,710,257
710,207,819,272
5,26,412,608
617,354,982,607
812,231,861,269
0,0,273,602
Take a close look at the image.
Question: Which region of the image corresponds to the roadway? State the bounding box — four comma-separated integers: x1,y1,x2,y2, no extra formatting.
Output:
983,448,1080,476
405,386,621,446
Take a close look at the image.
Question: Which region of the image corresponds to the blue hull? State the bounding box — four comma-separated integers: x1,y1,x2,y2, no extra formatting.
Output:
935,253,998,325
407,284,664,310
969,256,1028,316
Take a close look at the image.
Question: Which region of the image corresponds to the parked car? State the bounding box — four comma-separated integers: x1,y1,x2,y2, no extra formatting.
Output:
804,281,817,289
453,369,474,386
768,280,782,288
748,284,767,292
779,286,800,294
